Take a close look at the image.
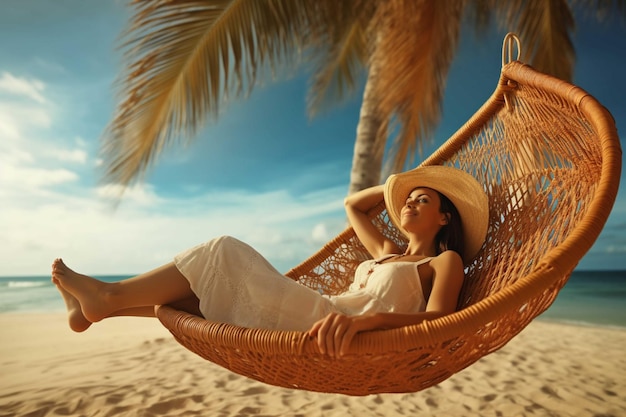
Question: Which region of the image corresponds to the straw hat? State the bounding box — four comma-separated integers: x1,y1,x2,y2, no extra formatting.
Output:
384,165,489,263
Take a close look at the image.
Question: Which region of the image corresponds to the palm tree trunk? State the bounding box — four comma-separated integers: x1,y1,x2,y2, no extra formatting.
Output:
348,63,387,195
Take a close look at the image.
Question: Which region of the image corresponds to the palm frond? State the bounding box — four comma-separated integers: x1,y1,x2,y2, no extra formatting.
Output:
305,1,376,116
101,0,315,188
569,0,626,22
465,0,496,36
497,0,575,81
306,20,368,116
371,0,463,174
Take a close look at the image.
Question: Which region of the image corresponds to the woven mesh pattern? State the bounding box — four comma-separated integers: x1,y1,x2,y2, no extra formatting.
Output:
156,61,621,395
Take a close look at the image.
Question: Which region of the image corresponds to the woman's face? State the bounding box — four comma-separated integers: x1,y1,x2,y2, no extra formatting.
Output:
400,187,449,233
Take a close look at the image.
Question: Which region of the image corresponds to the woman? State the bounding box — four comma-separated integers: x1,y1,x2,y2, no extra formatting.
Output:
52,165,488,358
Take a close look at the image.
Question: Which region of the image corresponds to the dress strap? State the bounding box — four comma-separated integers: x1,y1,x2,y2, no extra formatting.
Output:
374,254,434,264
414,257,433,266
374,254,401,262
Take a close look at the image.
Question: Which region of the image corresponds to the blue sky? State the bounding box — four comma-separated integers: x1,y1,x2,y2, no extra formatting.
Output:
0,1,624,276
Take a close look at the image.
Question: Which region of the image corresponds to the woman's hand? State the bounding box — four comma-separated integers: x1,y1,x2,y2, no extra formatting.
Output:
308,312,378,358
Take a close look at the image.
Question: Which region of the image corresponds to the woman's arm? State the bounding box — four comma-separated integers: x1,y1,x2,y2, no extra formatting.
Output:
344,184,401,258
309,251,465,357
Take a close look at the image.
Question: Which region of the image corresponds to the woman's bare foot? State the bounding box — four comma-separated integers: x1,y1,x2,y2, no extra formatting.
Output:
52,277,92,332
52,258,114,326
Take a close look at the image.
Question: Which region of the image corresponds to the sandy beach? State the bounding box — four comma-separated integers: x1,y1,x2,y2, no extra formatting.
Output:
1,313,624,417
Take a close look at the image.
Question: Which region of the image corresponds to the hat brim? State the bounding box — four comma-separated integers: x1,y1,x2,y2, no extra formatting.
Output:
384,165,489,263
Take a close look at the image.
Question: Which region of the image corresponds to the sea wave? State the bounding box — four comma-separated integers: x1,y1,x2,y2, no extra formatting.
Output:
4,281,49,288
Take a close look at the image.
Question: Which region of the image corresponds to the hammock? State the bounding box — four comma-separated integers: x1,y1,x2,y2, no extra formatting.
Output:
155,34,622,395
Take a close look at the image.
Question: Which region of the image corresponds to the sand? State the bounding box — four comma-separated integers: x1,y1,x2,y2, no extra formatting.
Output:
1,313,624,417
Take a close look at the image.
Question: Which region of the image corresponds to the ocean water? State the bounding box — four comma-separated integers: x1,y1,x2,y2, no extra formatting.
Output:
0,275,131,315
1,271,624,328
538,270,626,328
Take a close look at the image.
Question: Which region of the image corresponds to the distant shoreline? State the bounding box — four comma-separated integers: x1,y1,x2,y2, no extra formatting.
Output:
2,270,625,327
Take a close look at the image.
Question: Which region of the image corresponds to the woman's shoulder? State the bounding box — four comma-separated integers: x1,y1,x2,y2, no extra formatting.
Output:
429,250,463,270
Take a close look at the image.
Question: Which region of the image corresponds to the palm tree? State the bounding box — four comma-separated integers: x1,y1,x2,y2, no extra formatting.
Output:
101,0,624,195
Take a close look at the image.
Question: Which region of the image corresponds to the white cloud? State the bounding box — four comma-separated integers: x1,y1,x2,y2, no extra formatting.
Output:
312,223,329,242
0,72,46,103
0,143,34,164
0,71,95,203
0,182,346,276
48,148,88,164
0,68,346,275
0,164,78,188
0,72,53,145
311,221,346,244
96,183,161,206
0,112,21,140
0,102,52,132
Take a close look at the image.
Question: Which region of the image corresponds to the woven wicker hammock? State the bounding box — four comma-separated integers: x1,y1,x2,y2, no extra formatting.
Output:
155,34,622,395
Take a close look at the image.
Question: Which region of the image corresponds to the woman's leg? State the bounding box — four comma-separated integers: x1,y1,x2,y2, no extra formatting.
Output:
54,287,200,332
52,258,196,328
105,297,202,319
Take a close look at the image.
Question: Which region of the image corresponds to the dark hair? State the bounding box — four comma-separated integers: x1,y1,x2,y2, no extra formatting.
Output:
435,191,464,257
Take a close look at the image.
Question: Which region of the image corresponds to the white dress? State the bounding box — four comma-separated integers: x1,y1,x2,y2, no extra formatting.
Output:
174,236,429,331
